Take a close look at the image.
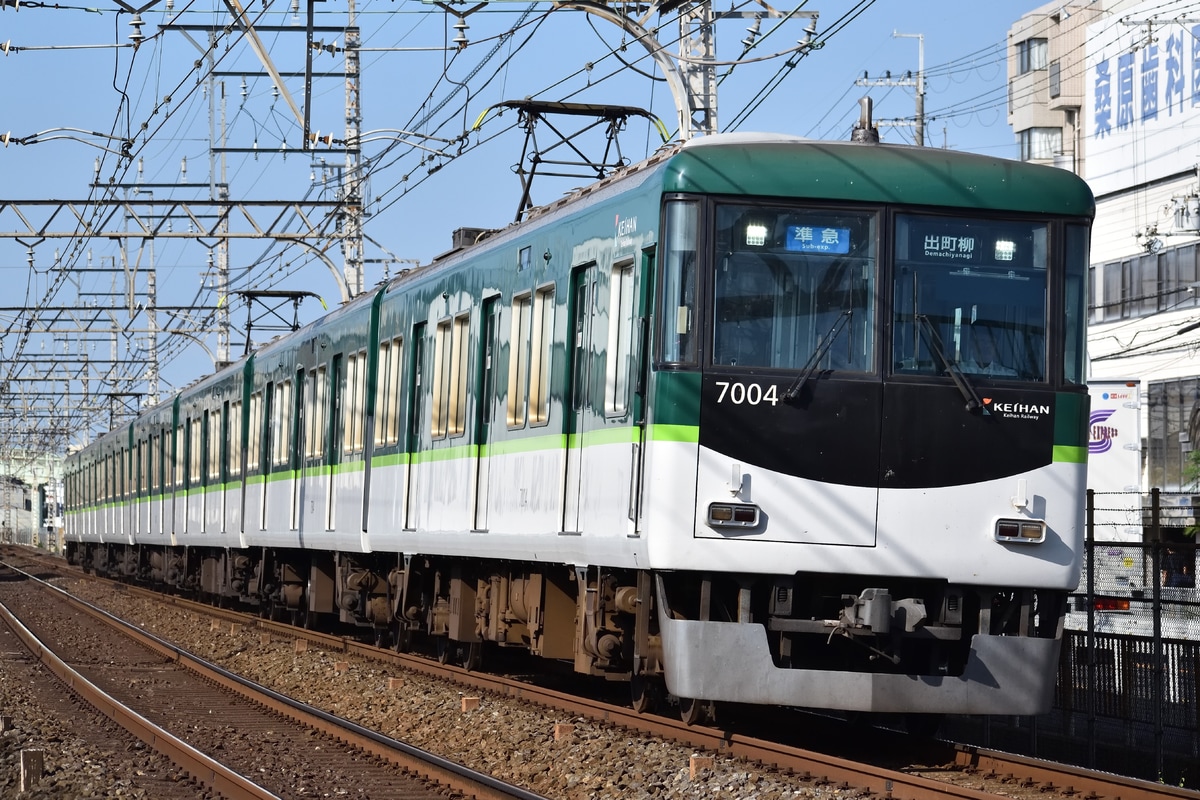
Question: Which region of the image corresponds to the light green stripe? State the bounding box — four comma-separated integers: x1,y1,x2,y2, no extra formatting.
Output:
1054,445,1087,464
648,424,699,443
485,433,566,457
583,426,642,447
332,460,366,476
371,451,410,469
411,444,477,464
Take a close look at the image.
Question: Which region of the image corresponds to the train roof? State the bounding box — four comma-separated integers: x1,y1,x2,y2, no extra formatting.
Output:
666,133,1097,217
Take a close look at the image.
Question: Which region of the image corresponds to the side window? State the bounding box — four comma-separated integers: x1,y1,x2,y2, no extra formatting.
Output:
375,340,391,447
248,391,262,472
508,293,532,427
278,381,292,465
343,350,367,455
305,367,328,459
137,441,147,495
150,434,160,492
432,313,470,438
605,260,636,415
174,424,185,489
207,407,222,483
530,286,554,425
189,416,202,485
1063,224,1088,385
273,381,293,467
375,337,404,446
228,400,242,478
659,200,699,363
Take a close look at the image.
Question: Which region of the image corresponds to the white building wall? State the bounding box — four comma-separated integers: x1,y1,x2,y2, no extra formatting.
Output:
1007,0,1200,499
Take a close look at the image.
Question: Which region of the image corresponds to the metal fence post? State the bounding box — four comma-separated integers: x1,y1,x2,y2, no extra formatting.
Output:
1085,488,1096,770
1150,499,1165,781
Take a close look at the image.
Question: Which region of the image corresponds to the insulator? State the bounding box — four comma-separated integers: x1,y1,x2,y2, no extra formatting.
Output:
129,13,146,45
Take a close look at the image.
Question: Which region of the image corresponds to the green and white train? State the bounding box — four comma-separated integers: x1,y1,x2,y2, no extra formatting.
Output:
65,130,1095,722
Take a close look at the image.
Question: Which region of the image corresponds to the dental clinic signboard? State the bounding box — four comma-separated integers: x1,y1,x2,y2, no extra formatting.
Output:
1084,1,1200,197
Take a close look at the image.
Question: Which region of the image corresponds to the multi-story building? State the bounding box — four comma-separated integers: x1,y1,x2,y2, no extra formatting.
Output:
1010,0,1200,501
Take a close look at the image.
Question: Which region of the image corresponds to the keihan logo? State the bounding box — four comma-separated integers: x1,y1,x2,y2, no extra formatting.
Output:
983,397,1051,419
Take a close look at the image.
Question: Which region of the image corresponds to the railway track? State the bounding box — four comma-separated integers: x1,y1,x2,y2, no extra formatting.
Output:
0,560,548,800
6,548,1194,800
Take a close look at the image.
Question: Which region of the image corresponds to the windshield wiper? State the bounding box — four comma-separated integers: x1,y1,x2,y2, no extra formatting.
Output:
784,310,852,403
915,314,982,412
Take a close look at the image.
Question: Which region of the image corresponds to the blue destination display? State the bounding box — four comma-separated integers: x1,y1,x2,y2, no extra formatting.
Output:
785,225,851,254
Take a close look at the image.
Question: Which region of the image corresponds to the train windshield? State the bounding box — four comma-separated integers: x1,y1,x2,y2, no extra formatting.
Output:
711,205,876,371
892,214,1049,382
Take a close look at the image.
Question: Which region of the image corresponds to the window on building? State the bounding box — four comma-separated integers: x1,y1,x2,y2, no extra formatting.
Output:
1048,60,1061,98
1019,127,1062,161
1093,241,1200,323
1018,37,1047,73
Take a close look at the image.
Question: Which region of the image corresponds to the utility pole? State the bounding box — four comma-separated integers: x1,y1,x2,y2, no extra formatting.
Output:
856,30,925,146
344,0,365,297
678,1,719,137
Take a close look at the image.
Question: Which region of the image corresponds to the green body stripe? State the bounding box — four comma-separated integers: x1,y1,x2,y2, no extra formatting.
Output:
649,424,700,443
1053,445,1088,464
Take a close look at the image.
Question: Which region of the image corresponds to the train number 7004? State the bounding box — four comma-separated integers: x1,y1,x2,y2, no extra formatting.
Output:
714,381,780,406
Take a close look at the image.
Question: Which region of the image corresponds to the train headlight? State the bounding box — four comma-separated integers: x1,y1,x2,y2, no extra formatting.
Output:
994,518,1046,544
708,502,760,528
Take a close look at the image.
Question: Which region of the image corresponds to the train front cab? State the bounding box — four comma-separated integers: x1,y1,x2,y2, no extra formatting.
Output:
642,157,1092,717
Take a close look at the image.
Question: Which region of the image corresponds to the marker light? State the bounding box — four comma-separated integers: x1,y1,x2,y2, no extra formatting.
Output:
708,502,760,528
994,518,1046,544
745,224,768,247
994,239,1016,261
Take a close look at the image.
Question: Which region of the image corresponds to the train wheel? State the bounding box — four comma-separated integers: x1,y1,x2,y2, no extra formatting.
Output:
291,607,309,629
679,697,714,726
630,675,662,714
393,625,411,653
460,642,481,672
436,637,452,664
373,628,390,649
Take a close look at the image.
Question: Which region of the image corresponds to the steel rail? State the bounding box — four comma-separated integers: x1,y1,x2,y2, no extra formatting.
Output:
10,562,549,800
0,596,280,800
953,747,1198,800
35,558,1195,800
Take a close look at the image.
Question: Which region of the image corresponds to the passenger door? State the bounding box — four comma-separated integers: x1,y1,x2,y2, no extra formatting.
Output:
563,266,595,532
473,298,499,531
404,323,426,530
297,339,329,546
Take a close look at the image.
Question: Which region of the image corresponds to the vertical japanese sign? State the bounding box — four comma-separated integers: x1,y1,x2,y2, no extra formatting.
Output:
1084,2,1200,196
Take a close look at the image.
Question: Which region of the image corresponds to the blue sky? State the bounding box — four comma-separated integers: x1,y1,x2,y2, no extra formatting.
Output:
0,0,1033,412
